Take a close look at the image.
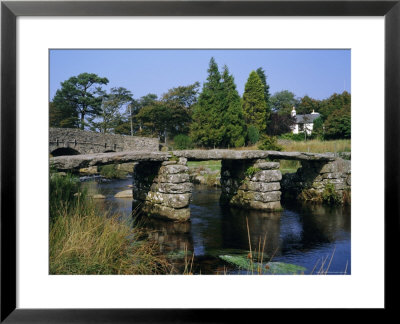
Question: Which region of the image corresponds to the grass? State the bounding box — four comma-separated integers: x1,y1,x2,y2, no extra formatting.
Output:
49,173,171,275
187,160,221,172
279,139,351,154
279,160,301,174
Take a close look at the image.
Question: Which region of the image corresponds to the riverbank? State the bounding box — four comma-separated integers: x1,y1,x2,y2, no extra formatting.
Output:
49,173,172,275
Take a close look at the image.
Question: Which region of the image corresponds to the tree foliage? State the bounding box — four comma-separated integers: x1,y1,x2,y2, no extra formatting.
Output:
135,83,199,142
191,59,246,148
88,87,132,134
267,113,296,136
247,125,260,145
190,57,225,147
297,95,320,115
318,91,351,122
269,90,299,115
324,104,351,139
221,66,246,147
256,67,271,106
242,71,268,133
51,73,109,129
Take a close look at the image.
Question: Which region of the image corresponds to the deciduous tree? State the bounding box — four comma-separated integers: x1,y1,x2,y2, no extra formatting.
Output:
269,90,299,115
88,87,132,134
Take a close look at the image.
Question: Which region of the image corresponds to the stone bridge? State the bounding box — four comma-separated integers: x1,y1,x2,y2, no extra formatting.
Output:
50,149,351,222
49,128,159,156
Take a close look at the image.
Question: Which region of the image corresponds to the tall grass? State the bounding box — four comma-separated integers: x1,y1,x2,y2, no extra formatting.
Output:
49,173,171,275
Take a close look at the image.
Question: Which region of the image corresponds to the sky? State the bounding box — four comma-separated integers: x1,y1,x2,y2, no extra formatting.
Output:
49,49,350,101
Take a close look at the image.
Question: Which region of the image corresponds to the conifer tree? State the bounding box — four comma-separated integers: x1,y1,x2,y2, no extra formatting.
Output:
191,57,224,147
256,67,271,104
242,71,268,133
221,66,246,147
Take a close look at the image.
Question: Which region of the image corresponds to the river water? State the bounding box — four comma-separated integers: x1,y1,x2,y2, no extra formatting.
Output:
81,176,351,275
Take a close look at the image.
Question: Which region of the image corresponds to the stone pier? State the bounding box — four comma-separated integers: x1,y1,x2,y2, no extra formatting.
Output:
281,158,351,203
220,159,282,211
132,157,193,222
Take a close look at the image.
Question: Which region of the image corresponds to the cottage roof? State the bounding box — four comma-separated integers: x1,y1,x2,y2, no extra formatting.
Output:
295,113,320,124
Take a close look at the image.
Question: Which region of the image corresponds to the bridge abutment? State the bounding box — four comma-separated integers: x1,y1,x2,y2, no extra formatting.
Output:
220,159,282,211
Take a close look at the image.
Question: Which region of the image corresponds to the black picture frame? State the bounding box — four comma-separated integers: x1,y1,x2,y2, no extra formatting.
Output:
1,0,398,322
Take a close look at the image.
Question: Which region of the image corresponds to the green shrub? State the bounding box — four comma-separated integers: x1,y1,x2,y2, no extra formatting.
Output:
258,135,283,151
322,182,342,205
99,164,128,179
173,134,193,150
244,166,261,178
279,132,306,142
234,136,245,148
247,125,260,145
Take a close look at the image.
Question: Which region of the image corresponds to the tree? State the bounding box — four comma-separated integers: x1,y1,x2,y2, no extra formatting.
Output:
247,125,260,145
191,57,225,147
242,71,268,133
135,83,199,143
51,73,109,130
266,112,296,136
324,104,351,139
49,101,78,128
161,82,200,108
269,90,299,115
312,116,324,139
88,87,133,134
127,94,158,135
256,67,271,107
318,91,351,121
297,95,320,115
135,101,171,139
221,66,246,147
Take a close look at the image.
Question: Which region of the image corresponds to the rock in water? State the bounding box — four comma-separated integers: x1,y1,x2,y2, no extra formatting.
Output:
114,190,133,198
91,194,106,199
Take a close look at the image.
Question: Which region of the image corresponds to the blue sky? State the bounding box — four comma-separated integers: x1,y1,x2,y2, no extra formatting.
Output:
49,49,350,101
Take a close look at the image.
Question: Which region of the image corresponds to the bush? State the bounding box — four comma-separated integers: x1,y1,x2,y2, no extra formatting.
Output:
99,164,128,179
234,136,245,148
279,132,306,142
322,182,342,205
247,125,260,145
245,166,261,178
173,134,193,150
258,135,283,151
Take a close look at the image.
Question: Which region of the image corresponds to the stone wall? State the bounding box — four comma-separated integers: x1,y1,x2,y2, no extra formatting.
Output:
281,158,351,203
49,128,159,155
220,159,282,211
132,158,193,222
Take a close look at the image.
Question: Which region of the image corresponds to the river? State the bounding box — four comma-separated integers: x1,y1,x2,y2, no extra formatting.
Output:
81,176,351,275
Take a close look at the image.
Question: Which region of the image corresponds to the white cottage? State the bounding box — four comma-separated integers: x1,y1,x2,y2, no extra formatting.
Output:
291,107,320,135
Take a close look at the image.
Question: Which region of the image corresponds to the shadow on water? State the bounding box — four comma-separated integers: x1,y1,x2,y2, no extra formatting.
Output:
82,178,351,275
